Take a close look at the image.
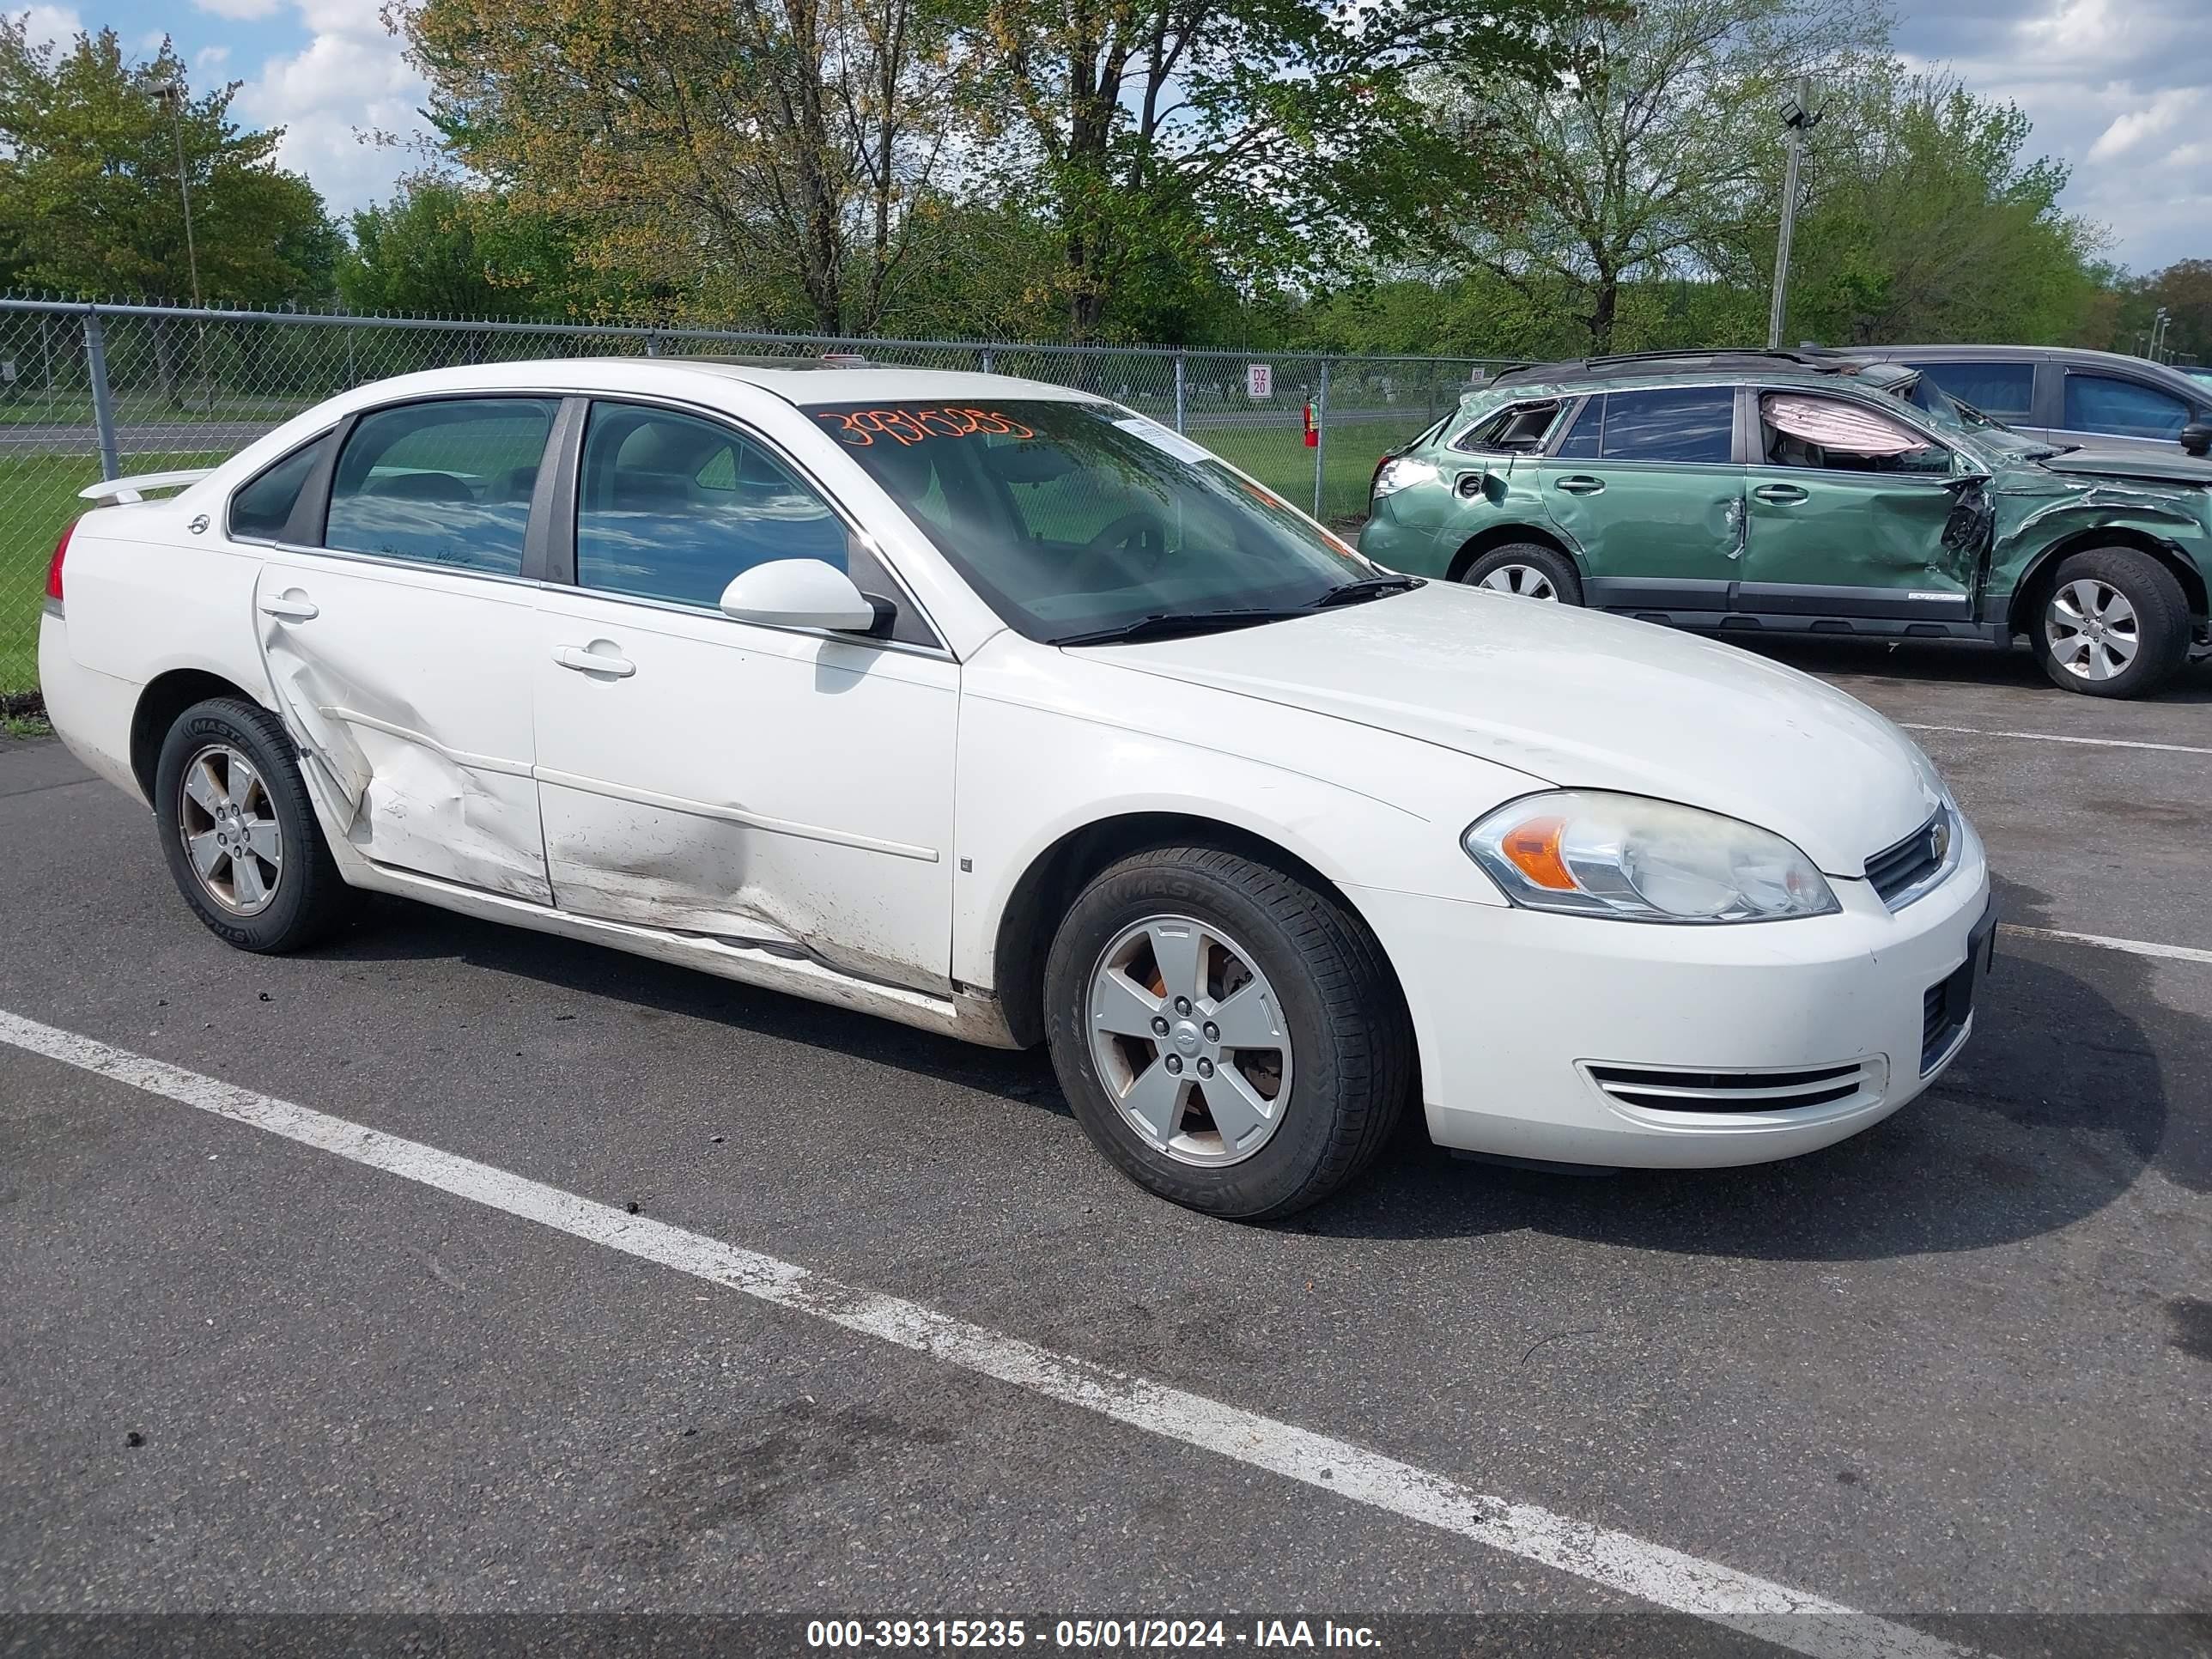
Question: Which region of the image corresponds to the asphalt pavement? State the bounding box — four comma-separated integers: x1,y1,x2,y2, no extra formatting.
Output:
2,637,2207,1655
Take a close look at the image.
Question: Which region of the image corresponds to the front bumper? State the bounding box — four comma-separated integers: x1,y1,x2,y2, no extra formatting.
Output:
1345,830,1992,1169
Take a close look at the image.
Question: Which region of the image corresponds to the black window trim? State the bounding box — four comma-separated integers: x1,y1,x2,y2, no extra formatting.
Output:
550,392,951,659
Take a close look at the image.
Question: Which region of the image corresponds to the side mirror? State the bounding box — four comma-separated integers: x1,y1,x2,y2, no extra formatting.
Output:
2179,420,2212,458
719,558,878,633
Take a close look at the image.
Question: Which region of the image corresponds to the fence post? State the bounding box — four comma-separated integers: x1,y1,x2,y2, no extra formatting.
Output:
645,331,661,357
1312,359,1330,520
1173,351,1187,433
82,310,121,482
979,347,995,374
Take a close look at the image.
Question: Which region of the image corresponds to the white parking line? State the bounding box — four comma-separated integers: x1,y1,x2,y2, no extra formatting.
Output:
2000,924,2212,966
0,1010,1985,1659
1900,722,2212,757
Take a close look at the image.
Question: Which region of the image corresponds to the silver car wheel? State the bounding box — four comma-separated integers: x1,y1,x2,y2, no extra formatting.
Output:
1477,563,1559,601
2045,578,2140,683
177,743,284,916
1085,914,1294,1167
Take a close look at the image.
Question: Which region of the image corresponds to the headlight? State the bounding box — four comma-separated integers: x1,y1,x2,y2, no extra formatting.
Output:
1372,457,1439,498
1463,791,1838,923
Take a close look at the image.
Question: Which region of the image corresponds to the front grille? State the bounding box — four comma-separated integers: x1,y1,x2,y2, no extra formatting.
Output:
1866,809,1953,908
1586,1060,1880,1115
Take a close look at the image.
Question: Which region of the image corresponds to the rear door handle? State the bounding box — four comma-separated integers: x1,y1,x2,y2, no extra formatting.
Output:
552,644,636,678
1554,476,1605,495
257,593,319,623
1753,483,1809,504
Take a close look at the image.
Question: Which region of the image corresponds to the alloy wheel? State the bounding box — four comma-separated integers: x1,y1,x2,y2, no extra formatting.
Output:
1477,563,1559,601
177,743,285,916
1085,915,1293,1166
2045,578,2139,683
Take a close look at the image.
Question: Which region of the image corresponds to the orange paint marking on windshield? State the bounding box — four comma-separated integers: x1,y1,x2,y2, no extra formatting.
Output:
817,408,1037,447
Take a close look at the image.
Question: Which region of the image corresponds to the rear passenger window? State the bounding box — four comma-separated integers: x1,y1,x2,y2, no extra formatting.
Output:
228,438,324,542
325,398,556,574
1553,398,1602,457
1902,361,2033,418
2062,374,2191,441
1597,388,1735,463
575,404,852,609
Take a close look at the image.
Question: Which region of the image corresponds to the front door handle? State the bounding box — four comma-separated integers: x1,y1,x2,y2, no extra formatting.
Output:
552,644,636,678
1753,483,1809,504
257,592,319,623
1554,475,1605,495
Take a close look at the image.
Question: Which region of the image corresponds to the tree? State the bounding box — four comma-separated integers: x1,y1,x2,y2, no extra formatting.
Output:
1780,69,2103,346
337,175,630,319
970,0,1571,342
0,21,338,306
1429,0,1885,353
398,0,974,334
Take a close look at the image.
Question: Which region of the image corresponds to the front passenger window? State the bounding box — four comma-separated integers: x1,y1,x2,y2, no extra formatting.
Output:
325,398,556,574
576,404,852,610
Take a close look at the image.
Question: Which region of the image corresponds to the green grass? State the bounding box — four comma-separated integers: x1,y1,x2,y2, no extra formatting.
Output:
1,449,224,694
1196,420,1401,527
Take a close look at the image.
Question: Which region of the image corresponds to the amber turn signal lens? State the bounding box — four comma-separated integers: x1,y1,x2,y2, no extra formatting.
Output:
1498,815,1577,890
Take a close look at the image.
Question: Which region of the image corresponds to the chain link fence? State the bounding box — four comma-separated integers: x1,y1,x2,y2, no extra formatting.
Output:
0,296,1509,696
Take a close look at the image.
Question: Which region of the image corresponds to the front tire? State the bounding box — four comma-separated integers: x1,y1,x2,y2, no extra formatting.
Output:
1459,542,1583,605
2029,547,2191,698
154,696,354,952
1042,846,1413,1219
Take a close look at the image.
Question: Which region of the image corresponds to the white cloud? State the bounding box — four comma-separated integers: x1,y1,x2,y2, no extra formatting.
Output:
193,0,288,20
233,3,429,216
194,44,233,71
2086,88,2201,165
13,5,83,53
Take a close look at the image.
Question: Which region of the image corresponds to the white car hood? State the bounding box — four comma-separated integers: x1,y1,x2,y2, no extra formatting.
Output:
1085,582,1944,876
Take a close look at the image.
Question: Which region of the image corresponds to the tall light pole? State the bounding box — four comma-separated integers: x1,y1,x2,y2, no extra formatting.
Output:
147,75,210,410
1765,85,1820,349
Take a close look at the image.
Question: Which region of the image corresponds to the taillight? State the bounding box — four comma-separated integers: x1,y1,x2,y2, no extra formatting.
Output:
46,520,76,603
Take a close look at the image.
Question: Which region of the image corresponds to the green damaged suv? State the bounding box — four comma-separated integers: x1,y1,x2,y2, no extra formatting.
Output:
1358,349,2212,697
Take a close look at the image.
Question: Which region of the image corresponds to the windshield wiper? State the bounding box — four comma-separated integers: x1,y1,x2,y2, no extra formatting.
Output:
1051,607,1310,647
1311,574,1422,608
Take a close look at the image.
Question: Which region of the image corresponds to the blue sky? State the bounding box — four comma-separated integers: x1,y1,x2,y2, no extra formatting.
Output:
11,0,2210,274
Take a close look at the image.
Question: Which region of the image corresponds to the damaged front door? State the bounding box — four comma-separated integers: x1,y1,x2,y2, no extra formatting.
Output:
256,396,558,902
532,401,957,994
1738,389,1976,622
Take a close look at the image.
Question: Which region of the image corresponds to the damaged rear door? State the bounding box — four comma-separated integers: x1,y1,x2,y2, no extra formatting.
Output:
255,396,560,902
531,399,957,994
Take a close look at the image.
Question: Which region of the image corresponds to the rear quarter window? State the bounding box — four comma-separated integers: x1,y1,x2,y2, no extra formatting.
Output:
228,438,325,542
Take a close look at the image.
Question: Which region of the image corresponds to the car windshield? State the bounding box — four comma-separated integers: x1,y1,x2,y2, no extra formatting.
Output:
811,399,1378,643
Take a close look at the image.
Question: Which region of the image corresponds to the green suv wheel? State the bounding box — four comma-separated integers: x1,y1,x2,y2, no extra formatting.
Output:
2029,548,2191,699
1459,543,1583,605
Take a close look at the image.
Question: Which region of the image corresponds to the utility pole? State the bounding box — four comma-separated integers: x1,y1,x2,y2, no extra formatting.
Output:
148,76,210,410
1766,84,1819,349
2149,307,2172,362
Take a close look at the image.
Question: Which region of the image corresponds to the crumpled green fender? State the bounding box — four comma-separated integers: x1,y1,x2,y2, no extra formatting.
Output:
1989,477,2211,625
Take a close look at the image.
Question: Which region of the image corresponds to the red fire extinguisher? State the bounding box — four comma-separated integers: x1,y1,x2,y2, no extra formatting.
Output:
1302,403,1318,447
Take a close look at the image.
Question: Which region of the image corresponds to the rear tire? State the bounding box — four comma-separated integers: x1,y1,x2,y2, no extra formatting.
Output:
1042,845,1414,1220
1459,543,1583,605
2028,547,2190,698
154,697,355,952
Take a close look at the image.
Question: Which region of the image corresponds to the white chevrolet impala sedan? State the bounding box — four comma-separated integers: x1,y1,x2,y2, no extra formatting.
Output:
39,358,1995,1217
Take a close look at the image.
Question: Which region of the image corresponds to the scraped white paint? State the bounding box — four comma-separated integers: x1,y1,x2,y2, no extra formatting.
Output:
2001,925,2212,965
0,1006,1984,1659
1901,722,2212,757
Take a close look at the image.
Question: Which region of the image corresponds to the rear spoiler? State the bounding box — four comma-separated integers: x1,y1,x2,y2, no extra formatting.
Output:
78,469,214,505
